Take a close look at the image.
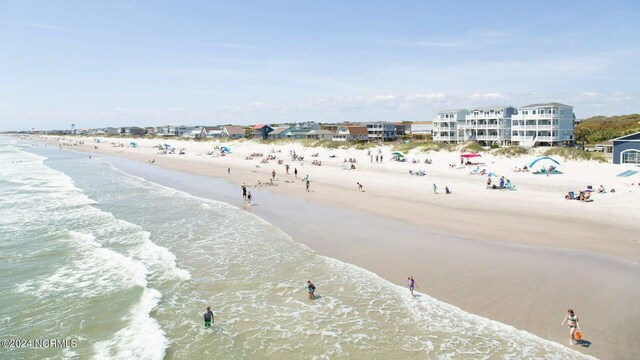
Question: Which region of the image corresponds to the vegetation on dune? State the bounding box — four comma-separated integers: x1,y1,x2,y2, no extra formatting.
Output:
458,141,485,153
391,141,454,153
575,114,640,144
491,146,530,158
543,147,607,162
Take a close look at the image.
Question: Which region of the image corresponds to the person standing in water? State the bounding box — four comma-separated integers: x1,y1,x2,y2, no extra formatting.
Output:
203,306,214,328
407,276,417,296
306,280,316,299
242,183,247,200
561,309,581,345
247,191,252,204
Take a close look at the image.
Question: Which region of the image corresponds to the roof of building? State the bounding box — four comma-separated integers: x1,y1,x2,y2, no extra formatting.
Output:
437,109,469,113
520,102,572,108
469,106,516,111
343,126,369,135
252,124,267,129
270,127,291,135
224,125,245,135
611,132,640,142
307,129,334,135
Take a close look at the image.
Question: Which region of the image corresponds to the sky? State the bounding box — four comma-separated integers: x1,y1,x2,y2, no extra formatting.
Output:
1,0,639,131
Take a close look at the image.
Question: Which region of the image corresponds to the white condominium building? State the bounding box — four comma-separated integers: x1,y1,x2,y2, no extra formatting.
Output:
433,109,470,143
510,103,575,147
463,106,516,146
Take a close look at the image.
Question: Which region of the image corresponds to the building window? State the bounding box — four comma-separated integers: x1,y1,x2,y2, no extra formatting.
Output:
621,149,640,164
533,110,536,115
560,110,565,115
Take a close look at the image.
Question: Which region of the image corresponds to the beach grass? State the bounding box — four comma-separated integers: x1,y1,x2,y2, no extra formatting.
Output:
543,147,608,162
492,146,531,158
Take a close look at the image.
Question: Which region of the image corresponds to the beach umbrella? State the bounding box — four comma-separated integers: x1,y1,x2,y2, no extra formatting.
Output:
461,153,481,158
130,141,137,148
163,144,172,149
220,146,231,153
528,156,560,169
487,172,498,177
392,152,404,157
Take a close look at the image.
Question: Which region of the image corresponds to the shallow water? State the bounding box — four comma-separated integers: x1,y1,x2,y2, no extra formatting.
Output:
0,139,592,359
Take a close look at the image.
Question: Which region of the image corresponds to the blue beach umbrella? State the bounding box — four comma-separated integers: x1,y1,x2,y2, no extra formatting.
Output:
528,156,560,168
130,141,137,148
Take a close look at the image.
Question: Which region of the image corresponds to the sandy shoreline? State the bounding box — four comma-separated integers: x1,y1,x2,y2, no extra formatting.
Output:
23,136,640,359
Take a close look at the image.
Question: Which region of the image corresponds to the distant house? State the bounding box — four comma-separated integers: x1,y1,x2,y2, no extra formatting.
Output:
294,121,321,130
222,125,246,139
145,127,157,135
333,125,369,142
365,122,396,142
393,123,407,136
269,127,291,139
612,132,640,164
252,124,274,139
410,121,434,136
121,127,145,136
204,127,223,138
303,129,334,140
433,109,470,143
185,127,208,139
91,127,119,135
157,124,194,137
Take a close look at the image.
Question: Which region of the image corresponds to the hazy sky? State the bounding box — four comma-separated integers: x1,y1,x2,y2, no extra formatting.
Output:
1,0,639,131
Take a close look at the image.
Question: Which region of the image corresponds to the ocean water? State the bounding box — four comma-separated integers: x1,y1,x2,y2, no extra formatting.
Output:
0,138,593,360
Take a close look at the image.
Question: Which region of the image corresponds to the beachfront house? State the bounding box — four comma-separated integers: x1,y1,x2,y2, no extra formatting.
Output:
612,132,640,164
303,129,335,140
145,127,157,136
222,125,246,139
157,124,194,137
433,109,470,143
510,103,575,147
252,124,274,139
409,121,434,137
333,125,369,142
393,123,407,136
204,127,223,138
463,106,516,146
269,127,292,139
184,127,208,139
365,122,396,142
92,127,119,135
294,121,321,130
120,127,145,136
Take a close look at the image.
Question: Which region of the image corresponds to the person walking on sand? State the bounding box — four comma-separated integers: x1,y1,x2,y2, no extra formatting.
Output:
305,179,310,192
285,164,290,175
294,168,298,178
433,184,437,194
357,182,363,192
203,306,214,328
228,167,231,174
561,309,581,345
306,280,316,299
272,170,276,181
408,276,417,296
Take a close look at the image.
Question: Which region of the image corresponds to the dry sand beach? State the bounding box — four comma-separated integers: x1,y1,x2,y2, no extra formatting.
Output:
35,136,640,359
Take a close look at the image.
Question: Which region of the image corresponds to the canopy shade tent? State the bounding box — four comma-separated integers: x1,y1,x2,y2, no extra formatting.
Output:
528,156,560,168
461,153,481,158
